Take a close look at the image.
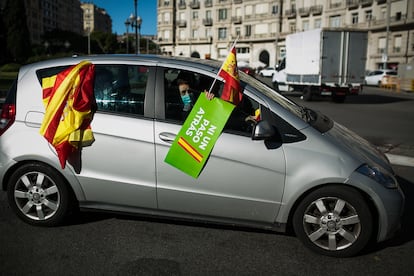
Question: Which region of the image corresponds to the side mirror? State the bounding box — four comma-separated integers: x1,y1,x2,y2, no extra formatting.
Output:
252,120,277,140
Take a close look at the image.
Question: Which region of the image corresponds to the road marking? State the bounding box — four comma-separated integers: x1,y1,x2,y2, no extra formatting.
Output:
386,154,414,167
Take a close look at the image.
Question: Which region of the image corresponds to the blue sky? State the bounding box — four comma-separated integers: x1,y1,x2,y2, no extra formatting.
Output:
91,0,157,35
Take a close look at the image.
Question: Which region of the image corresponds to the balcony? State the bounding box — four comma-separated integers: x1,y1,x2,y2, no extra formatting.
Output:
376,0,386,4
360,0,373,7
329,2,343,9
231,16,242,24
177,20,187,27
203,18,213,26
178,2,186,9
204,0,213,7
298,7,310,17
310,5,323,15
285,9,296,19
233,0,243,3
190,1,200,9
346,0,358,9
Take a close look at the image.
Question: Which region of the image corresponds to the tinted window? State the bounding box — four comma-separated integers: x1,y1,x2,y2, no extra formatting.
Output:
95,64,149,116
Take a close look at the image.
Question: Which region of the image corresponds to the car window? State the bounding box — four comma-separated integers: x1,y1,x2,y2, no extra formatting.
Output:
163,68,259,136
95,64,149,116
164,68,221,122
386,71,397,76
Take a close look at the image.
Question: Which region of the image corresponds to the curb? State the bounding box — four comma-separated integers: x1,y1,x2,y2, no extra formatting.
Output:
386,153,414,167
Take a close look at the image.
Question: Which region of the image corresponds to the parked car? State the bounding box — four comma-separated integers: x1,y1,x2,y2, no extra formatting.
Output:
239,66,255,77
0,55,404,257
364,69,397,86
258,67,277,77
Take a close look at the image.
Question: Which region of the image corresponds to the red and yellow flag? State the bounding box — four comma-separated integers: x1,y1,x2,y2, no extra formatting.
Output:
40,61,96,169
218,45,242,105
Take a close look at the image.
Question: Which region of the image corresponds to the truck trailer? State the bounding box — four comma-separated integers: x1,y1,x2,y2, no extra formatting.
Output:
272,28,368,103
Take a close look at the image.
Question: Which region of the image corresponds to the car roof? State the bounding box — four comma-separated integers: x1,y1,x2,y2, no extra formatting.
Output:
19,54,223,76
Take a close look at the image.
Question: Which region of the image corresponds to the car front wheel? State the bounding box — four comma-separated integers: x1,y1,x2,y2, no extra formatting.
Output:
292,185,373,257
7,163,72,226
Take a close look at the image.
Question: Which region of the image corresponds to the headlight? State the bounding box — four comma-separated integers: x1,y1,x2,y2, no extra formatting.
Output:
356,164,398,189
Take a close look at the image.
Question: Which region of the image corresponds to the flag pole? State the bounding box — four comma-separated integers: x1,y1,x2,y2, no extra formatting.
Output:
207,37,239,93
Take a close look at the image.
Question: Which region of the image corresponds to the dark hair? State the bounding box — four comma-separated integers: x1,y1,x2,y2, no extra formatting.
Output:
177,79,189,85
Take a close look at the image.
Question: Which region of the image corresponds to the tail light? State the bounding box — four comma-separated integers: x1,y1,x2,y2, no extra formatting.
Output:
0,103,16,135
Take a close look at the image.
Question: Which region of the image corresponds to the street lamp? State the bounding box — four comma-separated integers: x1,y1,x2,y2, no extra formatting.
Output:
126,13,142,54
124,20,130,54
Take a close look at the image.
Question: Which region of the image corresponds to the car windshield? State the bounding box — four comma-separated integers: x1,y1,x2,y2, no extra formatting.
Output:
239,73,333,133
240,73,303,116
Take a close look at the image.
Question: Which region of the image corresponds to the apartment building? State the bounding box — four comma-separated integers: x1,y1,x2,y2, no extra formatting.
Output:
157,0,414,71
80,2,112,35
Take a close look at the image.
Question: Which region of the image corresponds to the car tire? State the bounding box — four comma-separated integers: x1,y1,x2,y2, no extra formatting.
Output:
292,185,373,257
7,163,73,226
302,86,312,101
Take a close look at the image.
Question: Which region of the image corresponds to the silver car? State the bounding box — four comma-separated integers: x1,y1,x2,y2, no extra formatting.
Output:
0,55,404,257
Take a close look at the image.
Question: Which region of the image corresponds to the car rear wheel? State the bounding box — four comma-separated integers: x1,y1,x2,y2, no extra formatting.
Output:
7,163,72,226
292,185,373,257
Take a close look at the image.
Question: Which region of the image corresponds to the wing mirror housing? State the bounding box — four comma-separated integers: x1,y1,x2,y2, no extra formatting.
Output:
252,120,277,141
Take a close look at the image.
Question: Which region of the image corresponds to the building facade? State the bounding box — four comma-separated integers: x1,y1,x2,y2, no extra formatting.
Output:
157,0,414,71
80,2,112,35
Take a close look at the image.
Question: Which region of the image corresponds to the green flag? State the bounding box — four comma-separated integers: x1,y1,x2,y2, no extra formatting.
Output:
165,94,235,178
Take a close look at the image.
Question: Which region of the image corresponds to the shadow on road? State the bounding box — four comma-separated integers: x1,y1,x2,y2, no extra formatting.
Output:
284,92,413,105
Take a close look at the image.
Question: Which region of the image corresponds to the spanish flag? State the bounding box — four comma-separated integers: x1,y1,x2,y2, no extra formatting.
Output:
218,45,242,105
40,61,96,169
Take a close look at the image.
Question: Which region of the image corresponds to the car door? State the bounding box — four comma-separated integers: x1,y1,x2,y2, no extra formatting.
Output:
154,68,286,223
75,64,157,209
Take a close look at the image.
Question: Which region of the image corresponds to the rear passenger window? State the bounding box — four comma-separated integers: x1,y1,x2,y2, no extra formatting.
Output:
95,65,149,116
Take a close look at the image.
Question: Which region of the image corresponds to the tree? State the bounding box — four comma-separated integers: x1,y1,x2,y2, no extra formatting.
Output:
3,0,31,63
91,31,118,54
0,5,7,64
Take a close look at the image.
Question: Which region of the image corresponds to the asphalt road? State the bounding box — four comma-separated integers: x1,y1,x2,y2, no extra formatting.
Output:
1,83,414,275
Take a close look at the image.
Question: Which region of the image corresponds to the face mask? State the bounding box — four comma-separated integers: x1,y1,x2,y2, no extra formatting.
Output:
181,94,192,111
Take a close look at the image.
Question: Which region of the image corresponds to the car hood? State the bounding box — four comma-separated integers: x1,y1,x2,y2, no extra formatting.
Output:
324,122,392,172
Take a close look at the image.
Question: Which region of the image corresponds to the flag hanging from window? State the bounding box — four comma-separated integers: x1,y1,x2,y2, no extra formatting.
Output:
218,45,242,105
40,61,96,169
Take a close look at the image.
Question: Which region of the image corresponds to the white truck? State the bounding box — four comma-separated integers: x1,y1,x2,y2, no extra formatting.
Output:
272,28,368,103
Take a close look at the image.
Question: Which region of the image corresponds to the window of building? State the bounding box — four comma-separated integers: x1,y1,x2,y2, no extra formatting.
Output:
164,12,170,23
352,13,358,24
192,29,198,39
255,3,268,15
192,11,198,19
237,47,250,54
365,10,372,22
394,35,402,53
179,29,186,40
245,5,253,16
289,22,296,32
218,28,227,40
272,5,279,15
302,20,309,31
235,27,241,37
329,15,341,27
205,28,212,38
206,10,212,19
378,37,386,53
245,25,251,37
314,18,322,28
218,9,227,20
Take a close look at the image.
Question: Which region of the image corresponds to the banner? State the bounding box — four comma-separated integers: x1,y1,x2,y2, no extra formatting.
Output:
164,95,235,178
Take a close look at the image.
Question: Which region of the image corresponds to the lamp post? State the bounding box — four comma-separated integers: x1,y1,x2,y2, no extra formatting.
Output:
126,11,142,54
125,20,130,54
137,16,142,54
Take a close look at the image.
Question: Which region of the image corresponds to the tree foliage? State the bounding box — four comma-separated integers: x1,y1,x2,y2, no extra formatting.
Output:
2,0,31,63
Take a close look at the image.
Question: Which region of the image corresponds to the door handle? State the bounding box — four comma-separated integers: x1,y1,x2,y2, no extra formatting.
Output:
159,132,176,143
